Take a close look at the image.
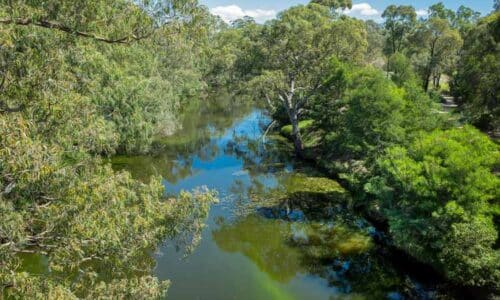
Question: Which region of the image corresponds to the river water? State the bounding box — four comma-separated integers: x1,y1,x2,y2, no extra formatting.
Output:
112,94,441,300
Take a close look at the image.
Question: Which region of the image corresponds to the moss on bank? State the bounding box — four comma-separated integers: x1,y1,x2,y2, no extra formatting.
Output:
280,120,323,151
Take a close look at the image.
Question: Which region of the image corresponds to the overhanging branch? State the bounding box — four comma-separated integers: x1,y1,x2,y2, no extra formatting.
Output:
0,18,153,44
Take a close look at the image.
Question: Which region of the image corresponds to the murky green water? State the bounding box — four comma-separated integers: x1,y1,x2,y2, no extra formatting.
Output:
109,93,446,300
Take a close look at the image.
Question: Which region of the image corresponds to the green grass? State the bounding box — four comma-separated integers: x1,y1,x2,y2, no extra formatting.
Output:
280,119,323,150
280,120,314,138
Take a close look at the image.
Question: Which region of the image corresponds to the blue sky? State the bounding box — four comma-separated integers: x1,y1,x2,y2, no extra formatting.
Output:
202,0,495,23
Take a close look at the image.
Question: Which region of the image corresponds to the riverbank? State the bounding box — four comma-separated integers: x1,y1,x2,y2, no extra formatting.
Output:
278,120,497,300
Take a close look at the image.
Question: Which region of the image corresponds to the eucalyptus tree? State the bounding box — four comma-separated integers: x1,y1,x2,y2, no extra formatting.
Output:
453,12,500,131
0,1,219,298
411,17,462,91
251,0,368,157
382,5,417,56
428,3,480,33
453,6,481,33
428,2,455,21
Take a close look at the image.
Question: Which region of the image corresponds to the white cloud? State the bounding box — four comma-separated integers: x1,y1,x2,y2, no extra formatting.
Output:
416,9,429,17
210,5,276,24
338,2,381,20
348,3,379,16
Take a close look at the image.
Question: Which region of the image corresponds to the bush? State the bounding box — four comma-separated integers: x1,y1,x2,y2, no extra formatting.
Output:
371,126,500,289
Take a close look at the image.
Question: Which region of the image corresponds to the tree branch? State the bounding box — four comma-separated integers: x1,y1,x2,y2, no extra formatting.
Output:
0,18,153,44
264,94,276,112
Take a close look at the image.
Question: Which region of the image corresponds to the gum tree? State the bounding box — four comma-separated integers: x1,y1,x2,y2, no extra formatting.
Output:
251,0,367,157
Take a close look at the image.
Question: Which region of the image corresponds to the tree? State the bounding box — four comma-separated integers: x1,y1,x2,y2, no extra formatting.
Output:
428,3,480,33
310,61,442,197
364,20,385,65
428,2,455,21
454,6,481,33
372,126,499,289
382,5,417,55
330,68,439,161
251,2,365,157
310,0,352,10
453,12,500,132
387,52,418,86
411,17,462,91
0,1,219,297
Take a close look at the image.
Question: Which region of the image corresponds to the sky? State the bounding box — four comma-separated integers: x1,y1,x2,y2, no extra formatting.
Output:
202,0,495,23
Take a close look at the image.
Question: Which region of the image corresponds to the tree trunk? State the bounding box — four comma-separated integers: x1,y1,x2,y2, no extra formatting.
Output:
282,80,304,158
424,69,432,92
290,110,304,158
424,39,437,92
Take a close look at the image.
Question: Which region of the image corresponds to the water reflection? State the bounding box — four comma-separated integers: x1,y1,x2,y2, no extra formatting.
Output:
212,119,423,299
213,215,303,283
111,93,446,300
112,91,255,183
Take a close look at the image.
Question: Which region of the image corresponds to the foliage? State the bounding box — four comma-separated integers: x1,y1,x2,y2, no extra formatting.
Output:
453,12,500,132
382,5,417,55
410,17,462,91
381,3,480,93
280,120,314,138
203,17,265,86
370,126,499,289
364,20,385,65
310,0,352,10
250,2,367,156
387,52,419,87
316,65,441,162
0,0,211,154
0,0,219,298
0,115,217,298
1,0,499,297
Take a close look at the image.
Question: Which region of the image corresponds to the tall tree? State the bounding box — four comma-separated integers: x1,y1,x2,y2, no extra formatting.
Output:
428,2,455,21
251,1,366,157
453,12,500,132
454,5,481,33
428,3,480,34
412,17,462,91
382,5,417,55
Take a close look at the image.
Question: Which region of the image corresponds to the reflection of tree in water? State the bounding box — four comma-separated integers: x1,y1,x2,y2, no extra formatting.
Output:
212,208,415,299
225,132,295,177
212,215,304,283
220,128,417,299
112,92,254,183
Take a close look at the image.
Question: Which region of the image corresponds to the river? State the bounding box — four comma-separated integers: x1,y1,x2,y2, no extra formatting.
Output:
111,93,444,300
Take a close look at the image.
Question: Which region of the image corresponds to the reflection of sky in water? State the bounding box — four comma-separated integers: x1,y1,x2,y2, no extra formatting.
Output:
162,110,272,200
154,110,348,300
161,110,281,216
147,107,433,300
